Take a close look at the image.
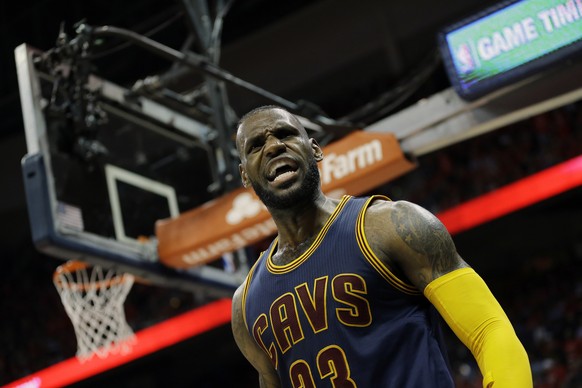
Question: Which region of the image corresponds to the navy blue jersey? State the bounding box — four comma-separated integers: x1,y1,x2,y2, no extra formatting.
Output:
242,196,454,387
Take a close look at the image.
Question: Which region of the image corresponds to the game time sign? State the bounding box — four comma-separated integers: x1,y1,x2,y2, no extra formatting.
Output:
439,0,582,100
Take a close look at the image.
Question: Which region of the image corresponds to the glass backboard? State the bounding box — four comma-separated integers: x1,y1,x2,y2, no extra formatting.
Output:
16,43,245,295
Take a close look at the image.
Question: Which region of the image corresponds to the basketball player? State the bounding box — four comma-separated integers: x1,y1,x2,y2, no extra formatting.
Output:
231,106,532,387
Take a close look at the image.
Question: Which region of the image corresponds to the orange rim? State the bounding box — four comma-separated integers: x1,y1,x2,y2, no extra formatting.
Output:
53,260,132,290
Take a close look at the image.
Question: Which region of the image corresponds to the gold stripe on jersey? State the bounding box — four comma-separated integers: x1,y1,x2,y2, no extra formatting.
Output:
241,259,261,332
356,196,420,296
267,195,352,274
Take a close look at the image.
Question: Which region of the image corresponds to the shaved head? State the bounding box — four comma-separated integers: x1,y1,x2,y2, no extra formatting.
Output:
236,106,307,157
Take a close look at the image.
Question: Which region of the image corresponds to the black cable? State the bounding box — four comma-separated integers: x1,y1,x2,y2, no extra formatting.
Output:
342,48,441,125
88,10,185,60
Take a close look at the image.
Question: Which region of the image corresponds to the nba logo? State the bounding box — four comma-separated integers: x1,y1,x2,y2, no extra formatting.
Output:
455,43,475,74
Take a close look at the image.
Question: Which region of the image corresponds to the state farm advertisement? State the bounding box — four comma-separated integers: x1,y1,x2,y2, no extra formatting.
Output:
156,131,416,268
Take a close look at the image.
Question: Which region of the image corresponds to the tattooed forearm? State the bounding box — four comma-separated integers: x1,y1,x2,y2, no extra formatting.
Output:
391,202,459,279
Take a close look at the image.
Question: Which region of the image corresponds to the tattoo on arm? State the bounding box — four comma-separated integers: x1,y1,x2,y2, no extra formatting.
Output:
417,272,431,291
390,203,459,286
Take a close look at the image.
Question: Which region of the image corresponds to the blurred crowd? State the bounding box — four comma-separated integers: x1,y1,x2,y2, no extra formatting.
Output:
448,255,582,388
386,101,582,214
1,101,582,386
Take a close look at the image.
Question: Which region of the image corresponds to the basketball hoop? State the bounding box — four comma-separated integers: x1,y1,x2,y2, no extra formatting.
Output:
53,260,136,362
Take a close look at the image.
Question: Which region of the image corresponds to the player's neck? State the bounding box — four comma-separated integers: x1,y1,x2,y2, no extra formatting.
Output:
271,192,337,249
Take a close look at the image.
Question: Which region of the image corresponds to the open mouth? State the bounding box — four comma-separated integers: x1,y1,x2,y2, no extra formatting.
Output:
267,160,299,183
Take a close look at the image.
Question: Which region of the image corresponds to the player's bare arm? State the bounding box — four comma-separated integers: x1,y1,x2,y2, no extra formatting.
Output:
364,198,532,386
364,199,468,291
231,285,281,388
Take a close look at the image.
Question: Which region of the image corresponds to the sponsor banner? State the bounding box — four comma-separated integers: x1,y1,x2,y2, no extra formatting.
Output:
156,131,415,268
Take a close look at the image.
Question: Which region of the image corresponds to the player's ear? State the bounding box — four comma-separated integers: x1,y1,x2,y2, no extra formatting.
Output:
310,138,323,162
239,164,250,188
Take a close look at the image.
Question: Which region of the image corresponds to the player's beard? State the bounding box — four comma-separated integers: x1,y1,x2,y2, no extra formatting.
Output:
252,158,320,210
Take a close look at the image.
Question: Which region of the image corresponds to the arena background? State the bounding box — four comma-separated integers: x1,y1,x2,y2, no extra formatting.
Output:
1,0,581,387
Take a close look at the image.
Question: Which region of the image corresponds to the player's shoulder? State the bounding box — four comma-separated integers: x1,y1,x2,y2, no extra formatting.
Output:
233,282,245,303
365,198,426,223
232,275,250,314
363,198,443,248
231,282,248,331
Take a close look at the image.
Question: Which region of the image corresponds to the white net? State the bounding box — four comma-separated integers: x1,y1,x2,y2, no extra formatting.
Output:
53,261,136,362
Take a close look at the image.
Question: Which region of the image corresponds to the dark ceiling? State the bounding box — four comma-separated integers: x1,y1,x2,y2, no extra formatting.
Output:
1,0,498,138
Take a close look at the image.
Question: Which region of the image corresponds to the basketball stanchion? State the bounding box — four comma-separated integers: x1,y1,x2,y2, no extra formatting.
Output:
53,260,136,362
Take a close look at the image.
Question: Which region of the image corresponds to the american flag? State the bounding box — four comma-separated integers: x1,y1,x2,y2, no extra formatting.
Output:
56,202,84,231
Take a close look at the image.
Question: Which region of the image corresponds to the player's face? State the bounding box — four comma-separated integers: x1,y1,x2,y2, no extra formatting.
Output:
237,109,323,209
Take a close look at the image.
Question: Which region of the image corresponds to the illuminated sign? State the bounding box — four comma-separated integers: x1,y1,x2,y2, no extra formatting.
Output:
439,0,582,100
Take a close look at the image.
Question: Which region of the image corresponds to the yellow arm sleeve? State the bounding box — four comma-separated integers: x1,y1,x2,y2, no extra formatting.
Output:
424,268,532,388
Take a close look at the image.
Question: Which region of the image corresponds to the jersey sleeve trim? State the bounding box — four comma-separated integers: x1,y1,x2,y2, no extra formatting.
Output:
241,255,261,332
356,195,421,296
